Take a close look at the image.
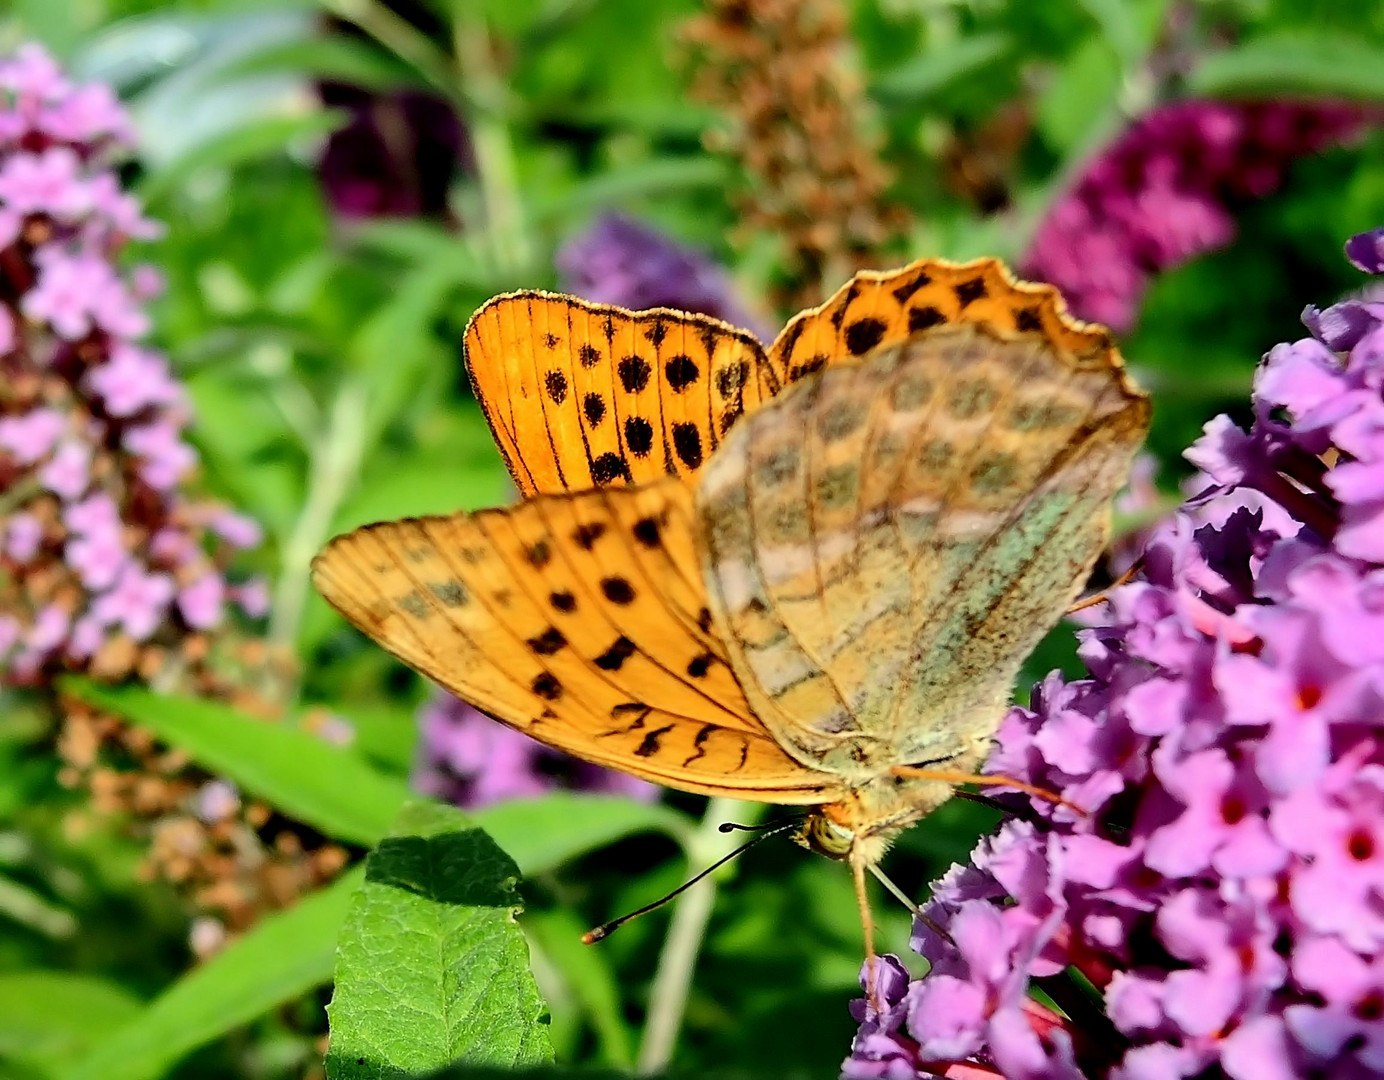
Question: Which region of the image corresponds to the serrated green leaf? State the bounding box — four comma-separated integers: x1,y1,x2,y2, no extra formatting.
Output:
1186,32,1384,99
326,802,553,1078
62,867,364,1080
58,678,410,847
871,33,1011,100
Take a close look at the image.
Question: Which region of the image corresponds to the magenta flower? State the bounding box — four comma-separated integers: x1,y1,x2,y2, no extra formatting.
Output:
845,228,1384,1080
0,43,265,685
1024,101,1370,332
415,690,656,809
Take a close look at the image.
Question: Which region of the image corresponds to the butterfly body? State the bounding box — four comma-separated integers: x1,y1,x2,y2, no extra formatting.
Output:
313,257,1148,898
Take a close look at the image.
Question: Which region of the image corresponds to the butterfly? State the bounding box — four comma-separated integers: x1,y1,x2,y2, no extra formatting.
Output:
312,256,1149,961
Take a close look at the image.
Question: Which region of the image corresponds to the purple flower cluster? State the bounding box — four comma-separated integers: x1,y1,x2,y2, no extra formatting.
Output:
414,690,655,808
0,43,266,686
316,82,469,220
1024,100,1370,332
846,229,1384,1080
555,213,768,338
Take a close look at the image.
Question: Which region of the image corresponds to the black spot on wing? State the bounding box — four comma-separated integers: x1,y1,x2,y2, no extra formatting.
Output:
891,270,931,303
624,417,654,457
954,278,987,306
544,370,568,404
634,723,676,758
527,626,567,655
671,422,703,469
844,316,887,356
583,392,606,427
665,354,699,392
579,343,602,368
572,522,606,549
532,672,562,700
591,452,630,485
601,576,636,604
594,635,637,671
618,355,652,393
908,306,945,332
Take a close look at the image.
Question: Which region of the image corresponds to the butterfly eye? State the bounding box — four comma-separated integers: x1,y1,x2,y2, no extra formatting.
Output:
803,814,854,860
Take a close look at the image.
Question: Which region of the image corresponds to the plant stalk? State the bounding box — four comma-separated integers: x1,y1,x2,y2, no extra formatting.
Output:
636,797,763,1074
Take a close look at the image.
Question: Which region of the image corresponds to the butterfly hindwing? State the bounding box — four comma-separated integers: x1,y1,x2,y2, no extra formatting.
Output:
312,482,839,802
465,292,774,495
766,257,1118,390
696,320,1149,782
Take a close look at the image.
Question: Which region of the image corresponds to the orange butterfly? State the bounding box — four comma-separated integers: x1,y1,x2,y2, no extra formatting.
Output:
312,257,1148,962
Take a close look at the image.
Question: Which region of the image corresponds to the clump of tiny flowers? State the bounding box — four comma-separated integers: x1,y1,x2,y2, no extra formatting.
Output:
556,213,770,339
846,228,1384,1080
1024,100,1370,333
415,690,655,808
0,42,267,686
0,44,346,946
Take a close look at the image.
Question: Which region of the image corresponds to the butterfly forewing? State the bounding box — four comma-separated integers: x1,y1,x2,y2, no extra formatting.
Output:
465,292,774,495
696,321,1149,783
312,483,840,802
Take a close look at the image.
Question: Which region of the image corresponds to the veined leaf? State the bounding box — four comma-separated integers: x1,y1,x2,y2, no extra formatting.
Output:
325,801,553,1078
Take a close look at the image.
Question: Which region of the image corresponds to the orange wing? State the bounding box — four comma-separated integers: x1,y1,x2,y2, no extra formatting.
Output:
465,292,779,496
312,478,839,803
766,257,1118,389
465,263,1116,500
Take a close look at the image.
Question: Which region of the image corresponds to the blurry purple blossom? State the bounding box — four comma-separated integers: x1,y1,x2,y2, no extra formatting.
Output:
316,82,469,219
0,43,266,685
556,214,769,338
1024,100,1371,332
845,228,1384,1080
415,690,656,809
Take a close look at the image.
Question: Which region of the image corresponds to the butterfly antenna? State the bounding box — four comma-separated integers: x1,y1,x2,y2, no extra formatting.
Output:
582,818,802,944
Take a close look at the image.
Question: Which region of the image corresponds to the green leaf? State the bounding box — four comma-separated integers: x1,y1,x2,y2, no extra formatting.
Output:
62,868,364,1080
216,36,423,90
326,802,553,1078
532,158,729,225
58,678,410,847
871,33,1012,100
1035,34,1122,154
137,110,349,205
0,972,142,1074
472,794,692,877
1186,32,1384,99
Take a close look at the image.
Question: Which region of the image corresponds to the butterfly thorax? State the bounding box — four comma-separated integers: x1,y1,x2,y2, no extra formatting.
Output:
798,768,969,866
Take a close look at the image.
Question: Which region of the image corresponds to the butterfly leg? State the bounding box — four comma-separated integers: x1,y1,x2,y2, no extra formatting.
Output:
889,765,1086,815
851,852,884,1012
1065,555,1145,615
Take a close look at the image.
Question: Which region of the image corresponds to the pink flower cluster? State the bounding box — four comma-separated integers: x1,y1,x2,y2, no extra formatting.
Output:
414,691,655,808
846,229,1384,1080
0,43,265,685
1024,100,1370,333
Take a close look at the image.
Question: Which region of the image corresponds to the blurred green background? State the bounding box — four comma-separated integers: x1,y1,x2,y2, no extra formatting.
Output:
2,0,1384,1077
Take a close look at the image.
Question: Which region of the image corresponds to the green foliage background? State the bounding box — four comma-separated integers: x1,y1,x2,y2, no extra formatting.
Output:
2,0,1384,1077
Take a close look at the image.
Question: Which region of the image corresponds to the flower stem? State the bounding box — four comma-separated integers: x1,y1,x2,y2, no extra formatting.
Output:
269,380,368,660
635,796,762,1074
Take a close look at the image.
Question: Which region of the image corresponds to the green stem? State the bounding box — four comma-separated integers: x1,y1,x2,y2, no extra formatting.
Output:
269,380,369,658
318,0,460,101
636,797,763,1074
452,13,532,273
